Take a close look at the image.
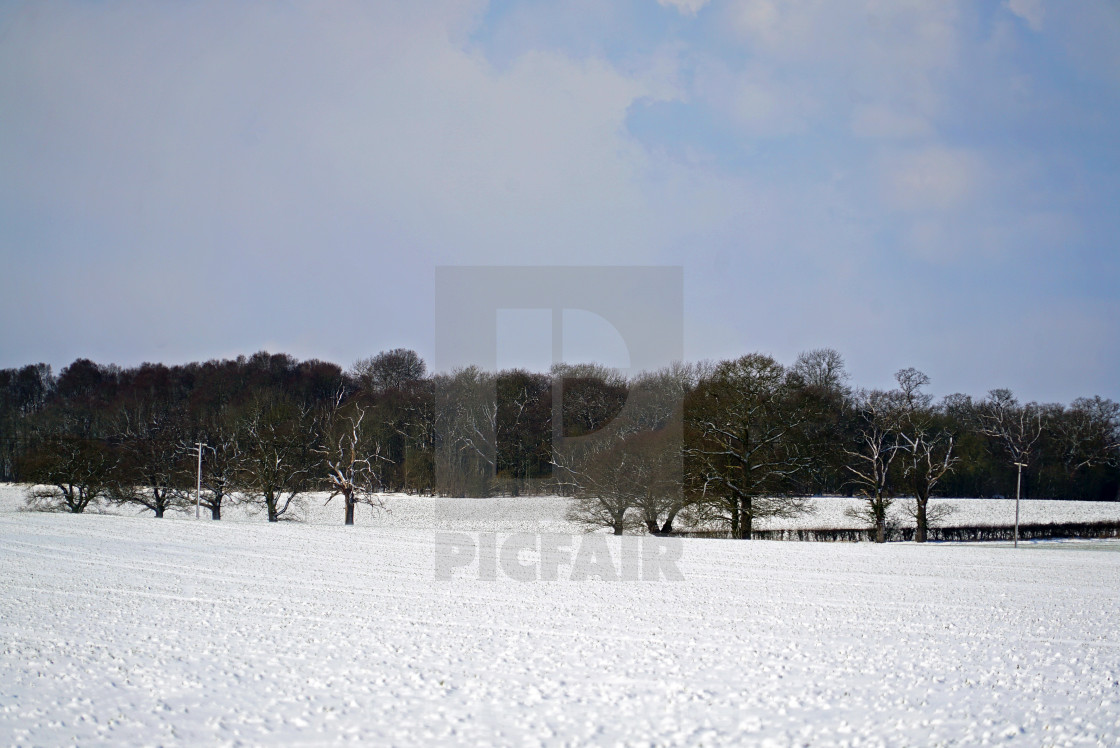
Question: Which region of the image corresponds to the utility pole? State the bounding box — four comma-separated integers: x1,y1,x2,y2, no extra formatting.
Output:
1013,461,1026,548
196,442,205,520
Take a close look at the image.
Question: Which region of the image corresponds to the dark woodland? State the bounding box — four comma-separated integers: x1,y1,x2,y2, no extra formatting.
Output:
1,348,1117,540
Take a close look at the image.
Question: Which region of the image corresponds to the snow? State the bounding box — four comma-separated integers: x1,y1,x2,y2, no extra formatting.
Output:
1,483,1119,745
5,484,1119,533
753,497,1120,531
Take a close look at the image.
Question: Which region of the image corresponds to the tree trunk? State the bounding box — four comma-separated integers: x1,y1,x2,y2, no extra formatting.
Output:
915,497,928,543
211,504,221,520
267,495,279,523
154,506,165,518
730,498,740,538
741,496,753,539
344,497,355,526
874,517,885,543
660,507,681,535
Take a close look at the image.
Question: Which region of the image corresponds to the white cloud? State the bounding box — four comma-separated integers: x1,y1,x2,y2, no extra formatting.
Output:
0,1,704,371
730,0,781,43
875,146,999,264
0,1,673,268
1006,0,1045,32
656,0,710,17
701,0,964,141
693,61,817,137
880,146,983,214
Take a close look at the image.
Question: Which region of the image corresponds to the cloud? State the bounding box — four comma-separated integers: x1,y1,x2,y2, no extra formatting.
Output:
0,1,686,372
0,1,669,266
880,146,984,214
692,61,817,138
656,0,710,17
1006,0,1045,32
695,0,964,145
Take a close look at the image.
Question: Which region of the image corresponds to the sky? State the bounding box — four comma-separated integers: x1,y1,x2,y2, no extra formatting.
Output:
1,0,1118,403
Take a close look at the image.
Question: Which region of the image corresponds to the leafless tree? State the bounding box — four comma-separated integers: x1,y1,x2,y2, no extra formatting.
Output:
551,362,629,440
190,409,242,520
398,381,436,495
901,497,957,532
433,367,498,497
973,388,1045,497
351,349,426,394
844,388,905,543
109,404,190,518
792,348,850,394
1050,396,1120,475
894,368,958,542
631,425,690,534
494,369,551,496
22,434,116,513
316,393,391,525
685,354,811,539
235,394,317,522
557,429,644,535
625,366,694,533
553,365,692,535
625,364,694,430
790,348,851,497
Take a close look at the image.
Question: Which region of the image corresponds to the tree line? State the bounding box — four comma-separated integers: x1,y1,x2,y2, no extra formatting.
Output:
0,348,1117,541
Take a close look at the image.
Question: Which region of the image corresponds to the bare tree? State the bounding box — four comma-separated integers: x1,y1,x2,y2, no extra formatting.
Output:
973,388,1045,495
1,363,54,482
236,394,317,522
22,433,115,513
894,368,958,542
551,362,629,440
685,354,811,539
495,369,551,496
790,348,851,497
626,366,693,533
631,425,689,535
398,381,436,495
109,404,190,518
844,388,905,543
556,430,643,535
191,409,242,520
316,393,391,525
553,365,691,535
351,349,426,394
901,497,957,534
556,425,686,536
433,367,498,497
792,348,850,394
1050,396,1120,477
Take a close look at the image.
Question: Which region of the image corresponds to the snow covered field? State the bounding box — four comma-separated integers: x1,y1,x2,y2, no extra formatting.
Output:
752,496,1120,532
4,484,1120,534
1,484,1119,745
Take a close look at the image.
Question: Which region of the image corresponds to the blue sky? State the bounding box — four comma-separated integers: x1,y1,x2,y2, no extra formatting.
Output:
1,0,1118,403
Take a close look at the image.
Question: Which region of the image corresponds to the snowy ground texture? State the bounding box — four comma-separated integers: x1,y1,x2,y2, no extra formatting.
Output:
2,485,1119,746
